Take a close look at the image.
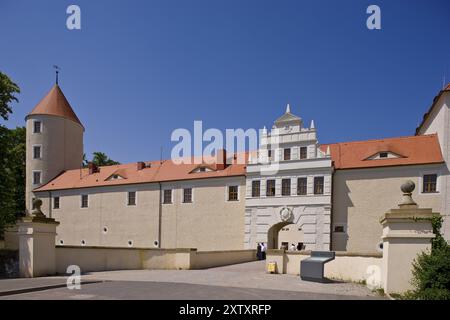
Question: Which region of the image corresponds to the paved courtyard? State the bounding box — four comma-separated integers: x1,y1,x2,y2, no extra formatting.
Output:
0,261,385,300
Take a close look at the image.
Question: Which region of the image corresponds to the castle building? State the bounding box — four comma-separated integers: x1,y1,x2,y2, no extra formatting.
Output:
19,82,450,255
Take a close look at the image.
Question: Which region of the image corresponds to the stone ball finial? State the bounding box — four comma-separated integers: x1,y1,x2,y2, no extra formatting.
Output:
399,180,417,207
401,180,415,194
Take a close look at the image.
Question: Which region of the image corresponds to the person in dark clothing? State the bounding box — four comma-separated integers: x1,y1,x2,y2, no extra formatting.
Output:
297,243,303,251
256,243,262,260
261,243,266,260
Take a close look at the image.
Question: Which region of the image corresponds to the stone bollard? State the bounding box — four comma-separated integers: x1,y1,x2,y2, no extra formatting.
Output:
18,199,60,277
380,181,438,294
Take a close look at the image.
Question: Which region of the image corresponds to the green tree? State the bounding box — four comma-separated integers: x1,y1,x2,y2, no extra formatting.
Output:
0,72,21,236
0,72,20,121
83,152,120,167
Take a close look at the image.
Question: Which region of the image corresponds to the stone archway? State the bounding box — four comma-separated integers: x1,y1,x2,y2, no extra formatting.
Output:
267,222,290,249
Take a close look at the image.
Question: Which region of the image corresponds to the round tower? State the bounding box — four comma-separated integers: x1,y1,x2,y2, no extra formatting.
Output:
25,84,84,214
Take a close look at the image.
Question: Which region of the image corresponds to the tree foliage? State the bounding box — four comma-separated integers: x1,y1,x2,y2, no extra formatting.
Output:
410,216,450,300
0,72,20,121
83,152,120,167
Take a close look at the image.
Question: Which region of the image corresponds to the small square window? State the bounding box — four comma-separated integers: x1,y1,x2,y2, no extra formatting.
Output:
33,146,41,159
53,197,60,209
81,195,88,208
33,121,42,133
379,152,388,158
163,189,172,204
334,225,345,233
423,174,437,193
128,191,136,206
183,188,192,203
228,185,238,201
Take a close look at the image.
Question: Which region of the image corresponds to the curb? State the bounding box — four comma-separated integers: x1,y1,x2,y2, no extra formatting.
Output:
0,280,103,297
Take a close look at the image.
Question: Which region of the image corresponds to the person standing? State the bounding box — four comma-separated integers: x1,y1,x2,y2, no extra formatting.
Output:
256,243,262,260
261,243,266,260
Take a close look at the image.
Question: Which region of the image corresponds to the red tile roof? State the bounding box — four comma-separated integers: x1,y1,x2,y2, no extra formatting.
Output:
320,134,444,170
34,153,248,192
27,85,83,128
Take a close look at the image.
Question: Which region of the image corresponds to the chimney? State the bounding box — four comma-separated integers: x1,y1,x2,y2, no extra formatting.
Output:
137,161,146,170
215,149,227,171
88,162,99,174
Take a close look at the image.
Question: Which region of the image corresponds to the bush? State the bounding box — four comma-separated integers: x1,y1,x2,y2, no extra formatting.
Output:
410,216,450,300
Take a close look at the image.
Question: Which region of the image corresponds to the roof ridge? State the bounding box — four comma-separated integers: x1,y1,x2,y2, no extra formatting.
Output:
321,134,437,147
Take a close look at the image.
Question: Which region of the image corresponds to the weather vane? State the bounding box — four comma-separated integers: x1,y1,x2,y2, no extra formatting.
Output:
53,65,60,85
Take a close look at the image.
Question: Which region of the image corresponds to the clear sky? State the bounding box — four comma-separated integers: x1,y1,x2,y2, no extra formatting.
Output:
1,0,449,163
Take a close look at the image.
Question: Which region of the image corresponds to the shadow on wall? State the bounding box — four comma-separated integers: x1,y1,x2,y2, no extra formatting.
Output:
0,249,19,279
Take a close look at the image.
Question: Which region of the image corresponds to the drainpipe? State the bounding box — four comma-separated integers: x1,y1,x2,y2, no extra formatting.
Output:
157,182,162,248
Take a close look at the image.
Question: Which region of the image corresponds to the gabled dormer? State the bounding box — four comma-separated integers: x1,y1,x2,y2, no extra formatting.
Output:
105,170,127,181
365,151,404,160
190,164,216,174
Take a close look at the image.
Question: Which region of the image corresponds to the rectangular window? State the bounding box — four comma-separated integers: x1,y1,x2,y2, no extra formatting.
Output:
53,197,60,209
284,148,291,161
314,176,324,195
163,189,172,204
300,147,307,159
128,191,136,206
252,180,260,197
183,188,192,203
33,121,41,133
266,179,276,197
81,194,88,208
282,179,291,196
33,145,41,159
334,225,345,233
268,149,272,159
423,174,437,193
228,185,238,201
297,177,307,195
379,152,388,158
33,171,41,185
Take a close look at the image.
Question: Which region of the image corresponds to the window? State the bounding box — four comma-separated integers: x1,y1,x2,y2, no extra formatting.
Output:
379,152,388,158
183,188,192,203
163,189,172,204
300,147,307,159
228,185,238,201
33,145,41,159
266,180,276,197
423,174,437,193
314,176,324,195
33,171,41,185
297,177,307,195
199,167,206,172
53,197,60,209
268,149,272,159
81,194,88,208
252,180,260,197
281,179,291,196
33,121,41,133
334,225,345,233
127,191,136,206
284,148,291,160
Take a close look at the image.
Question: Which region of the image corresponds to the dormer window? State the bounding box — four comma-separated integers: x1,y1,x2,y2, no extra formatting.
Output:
199,167,206,172
366,151,402,160
190,166,213,173
106,173,125,181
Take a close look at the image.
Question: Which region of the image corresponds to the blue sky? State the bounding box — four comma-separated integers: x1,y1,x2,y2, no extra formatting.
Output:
1,0,449,163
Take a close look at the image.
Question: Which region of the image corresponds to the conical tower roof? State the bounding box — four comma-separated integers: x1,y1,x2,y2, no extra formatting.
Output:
27,84,83,128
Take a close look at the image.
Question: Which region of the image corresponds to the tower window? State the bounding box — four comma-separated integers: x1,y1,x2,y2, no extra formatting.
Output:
252,180,260,197
268,149,272,159
163,189,172,204
33,121,42,133
33,145,41,159
314,176,324,195
33,171,41,185
127,191,136,206
266,180,276,197
228,185,239,201
53,196,60,209
300,147,307,159
282,179,291,196
81,194,89,208
284,148,291,161
297,177,307,195
423,174,437,193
